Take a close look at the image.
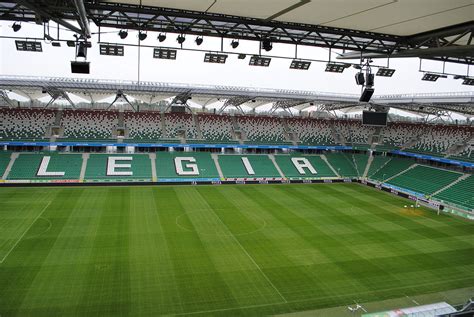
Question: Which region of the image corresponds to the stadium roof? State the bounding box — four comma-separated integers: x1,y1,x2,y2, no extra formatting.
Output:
0,0,472,64
1,76,473,117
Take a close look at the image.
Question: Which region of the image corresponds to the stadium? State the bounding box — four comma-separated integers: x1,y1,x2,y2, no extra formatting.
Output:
0,1,473,316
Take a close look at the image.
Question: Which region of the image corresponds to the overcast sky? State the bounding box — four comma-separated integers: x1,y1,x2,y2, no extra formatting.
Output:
0,20,472,119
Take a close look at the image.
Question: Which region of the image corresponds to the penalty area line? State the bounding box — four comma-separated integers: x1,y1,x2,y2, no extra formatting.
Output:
0,200,53,264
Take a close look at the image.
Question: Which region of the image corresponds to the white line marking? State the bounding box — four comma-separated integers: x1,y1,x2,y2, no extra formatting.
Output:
0,200,52,264
207,208,288,303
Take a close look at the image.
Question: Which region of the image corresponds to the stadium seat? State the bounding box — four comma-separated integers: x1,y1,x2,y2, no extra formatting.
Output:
164,113,197,140
155,151,219,179
333,119,374,145
387,165,462,195
85,154,152,181
0,108,55,140
273,154,336,178
197,114,235,143
237,116,288,144
407,125,471,155
7,153,82,180
434,175,474,210
324,152,359,177
61,110,118,140
218,155,281,178
124,111,162,141
286,118,335,145
369,157,414,181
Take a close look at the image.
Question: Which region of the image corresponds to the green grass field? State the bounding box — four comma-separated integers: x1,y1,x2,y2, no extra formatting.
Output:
0,183,473,316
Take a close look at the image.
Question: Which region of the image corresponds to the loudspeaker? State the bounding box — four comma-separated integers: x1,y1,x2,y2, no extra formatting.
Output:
355,72,365,85
71,61,90,74
359,87,374,102
366,73,374,86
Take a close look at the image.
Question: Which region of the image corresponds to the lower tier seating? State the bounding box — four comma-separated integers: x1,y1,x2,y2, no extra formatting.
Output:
353,153,369,177
367,155,391,177
273,155,336,178
324,153,358,177
387,165,462,195
0,152,12,177
85,154,152,181
434,175,474,210
156,152,219,179
369,157,414,182
218,155,281,178
7,153,82,180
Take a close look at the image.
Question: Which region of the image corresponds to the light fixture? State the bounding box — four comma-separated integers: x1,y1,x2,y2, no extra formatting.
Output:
158,33,166,42
231,39,239,49
100,44,124,56
204,53,228,64
138,31,147,41
12,22,21,32
195,36,203,46
462,77,474,86
51,42,61,47
118,30,128,39
366,73,374,86
290,60,311,70
15,40,42,52
177,35,186,44
376,67,396,77
325,63,349,73
238,53,246,59
67,41,76,47
262,38,272,51
249,55,271,67
421,73,446,82
153,48,177,60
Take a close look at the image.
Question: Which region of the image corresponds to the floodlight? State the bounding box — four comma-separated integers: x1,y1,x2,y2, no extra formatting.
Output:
67,41,75,47
138,31,147,41
177,35,186,44
462,78,474,85
325,63,349,73
195,36,203,46
71,61,90,74
421,73,446,81
153,48,177,60
204,53,228,64
238,53,246,59
376,67,395,77
231,40,239,49
12,22,21,32
118,30,128,39
290,60,311,70
262,38,272,51
51,42,61,47
100,44,124,56
249,55,271,67
158,33,166,42
355,72,365,85
15,40,42,52
359,87,374,102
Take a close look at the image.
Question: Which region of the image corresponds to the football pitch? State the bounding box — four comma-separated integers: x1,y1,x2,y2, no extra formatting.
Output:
0,183,473,316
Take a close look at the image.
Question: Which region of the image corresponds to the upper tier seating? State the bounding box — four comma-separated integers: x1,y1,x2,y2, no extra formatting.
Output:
237,116,287,144
324,152,358,177
451,145,474,163
164,113,197,139
124,111,162,141
380,123,425,148
333,120,375,144
434,175,474,210
197,114,235,143
218,154,281,178
0,108,55,140
286,118,335,145
7,153,82,180
273,154,336,178
407,125,471,154
387,165,461,195
61,110,118,139
85,154,152,181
